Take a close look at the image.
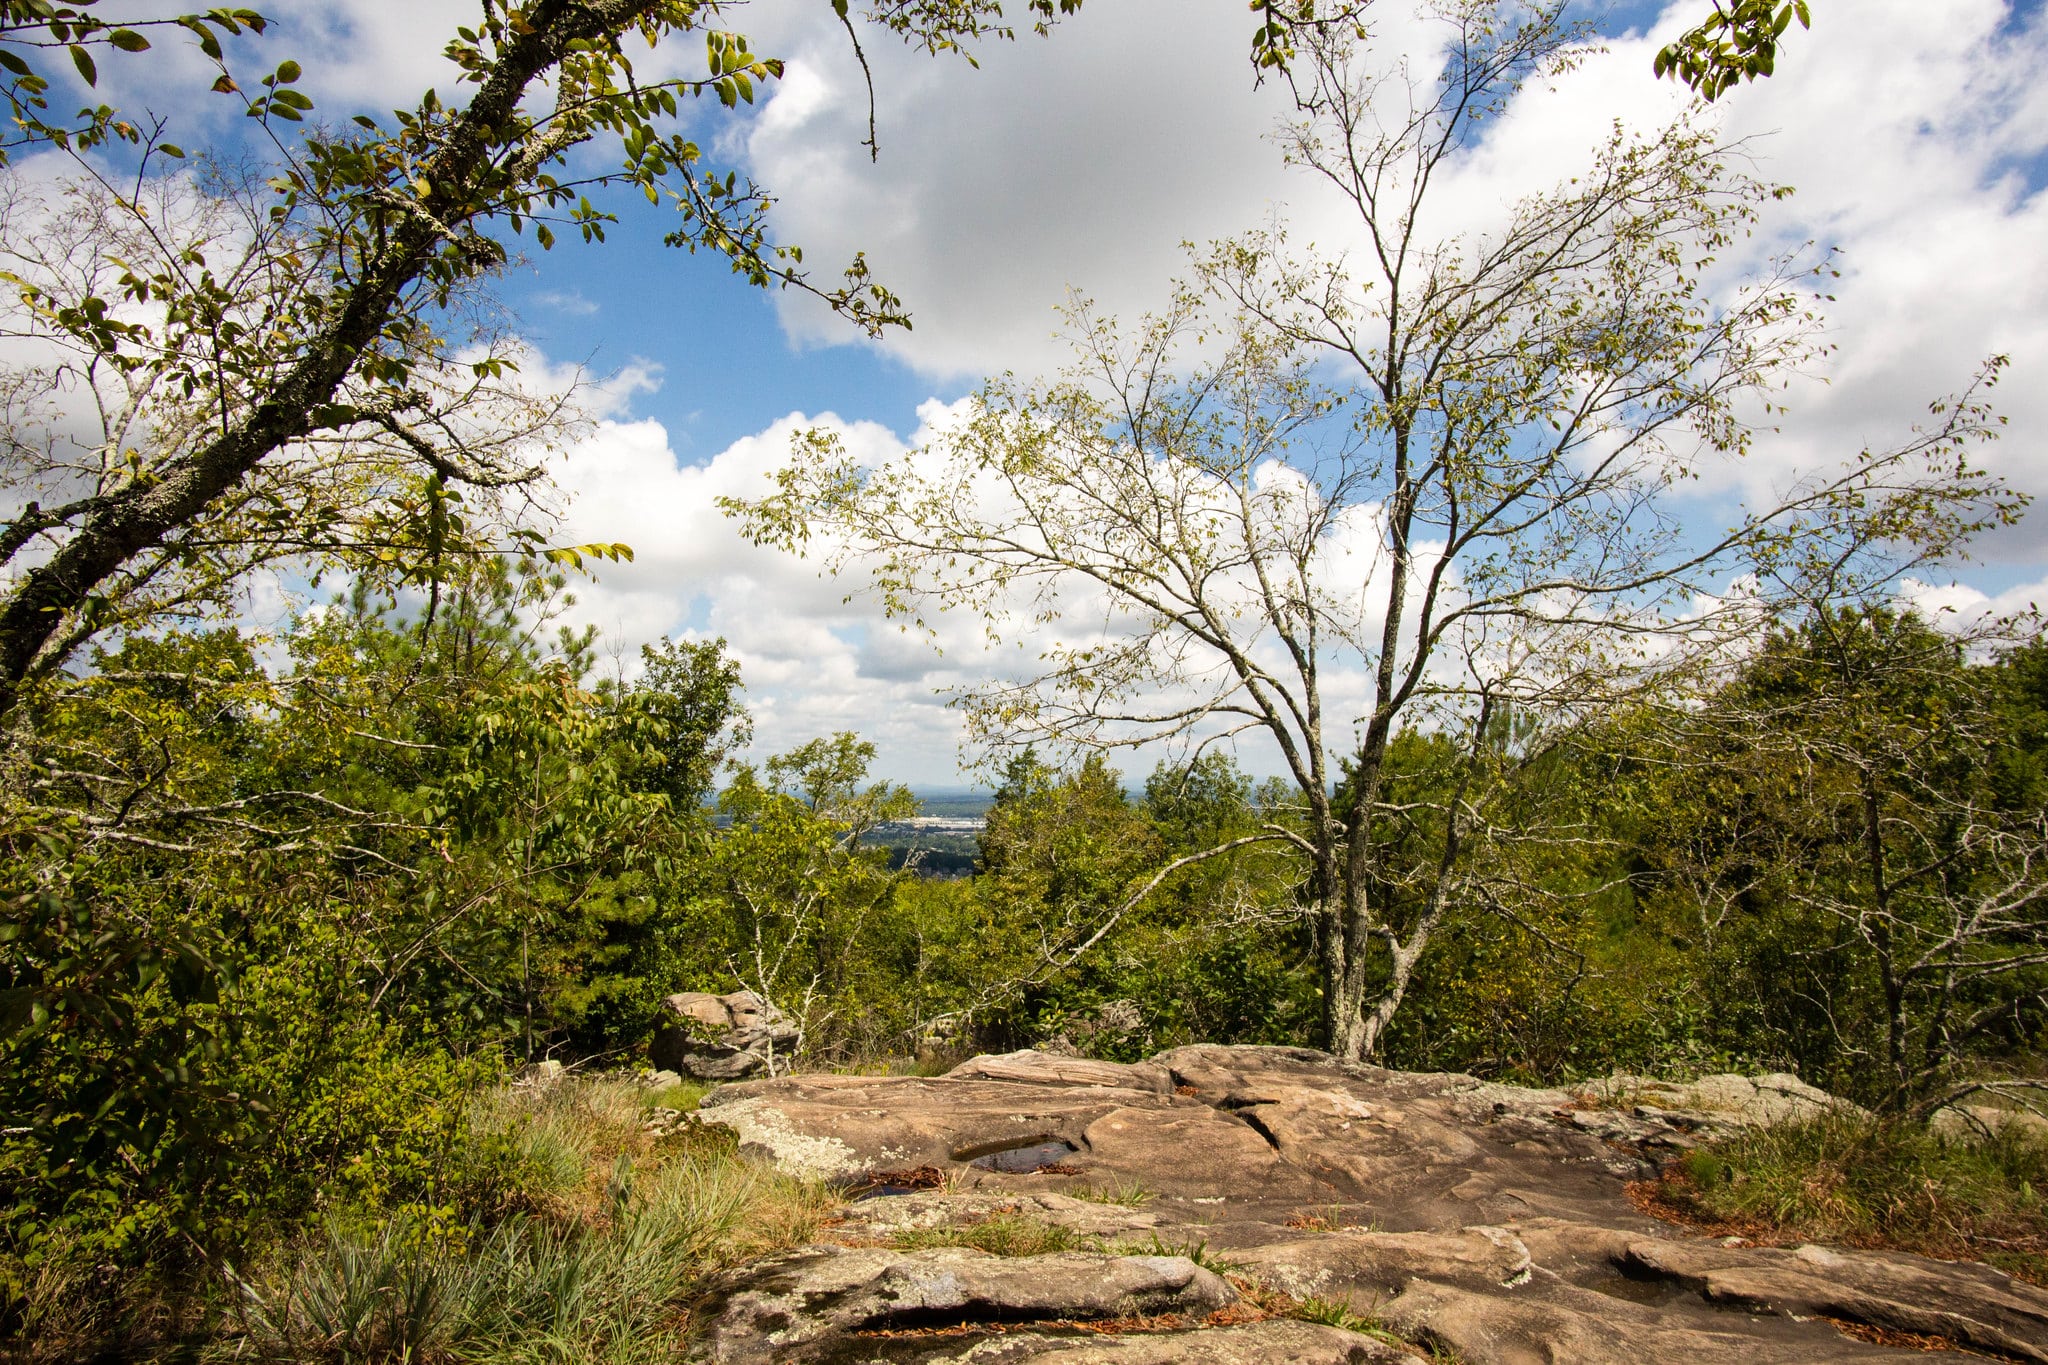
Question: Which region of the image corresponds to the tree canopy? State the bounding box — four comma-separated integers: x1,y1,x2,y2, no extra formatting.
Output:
732,0,2016,1059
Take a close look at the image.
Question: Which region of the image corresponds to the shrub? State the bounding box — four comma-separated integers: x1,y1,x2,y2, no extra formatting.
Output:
1669,1109,2048,1283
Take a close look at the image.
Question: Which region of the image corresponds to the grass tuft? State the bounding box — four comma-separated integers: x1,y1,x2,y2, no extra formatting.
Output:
1071,1175,1154,1207
1106,1232,1242,1274
217,1076,829,1364
890,1213,1094,1258
645,1079,713,1113
1656,1107,2048,1283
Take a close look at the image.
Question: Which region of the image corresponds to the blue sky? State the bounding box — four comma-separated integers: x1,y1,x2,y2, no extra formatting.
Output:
492,0,2048,464
35,0,2048,784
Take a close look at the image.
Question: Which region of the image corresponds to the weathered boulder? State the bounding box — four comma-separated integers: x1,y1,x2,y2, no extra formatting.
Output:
1930,1100,2048,1143
686,1045,2048,1363
1620,1235,2048,1362
689,1245,1236,1364
862,1320,1413,1363
831,1189,1164,1238
651,989,800,1080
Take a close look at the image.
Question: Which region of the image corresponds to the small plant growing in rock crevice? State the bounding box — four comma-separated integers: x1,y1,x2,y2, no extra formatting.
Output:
1072,1176,1155,1207
1106,1234,1241,1275
889,1214,1095,1258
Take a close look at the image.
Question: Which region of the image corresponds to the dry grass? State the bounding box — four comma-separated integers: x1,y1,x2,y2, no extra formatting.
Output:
214,1075,831,1364
1642,1108,2048,1285
889,1213,1096,1258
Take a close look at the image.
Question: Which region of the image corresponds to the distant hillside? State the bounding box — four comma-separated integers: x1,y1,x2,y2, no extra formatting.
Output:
865,790,990,878
909,789,993,820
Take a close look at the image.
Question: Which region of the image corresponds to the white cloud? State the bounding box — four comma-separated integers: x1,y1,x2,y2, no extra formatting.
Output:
742,0,2047,549
45,0,2048,784
1900,574,2048,631
742,0,1343,381
548,404,1010,782
532,289,600,317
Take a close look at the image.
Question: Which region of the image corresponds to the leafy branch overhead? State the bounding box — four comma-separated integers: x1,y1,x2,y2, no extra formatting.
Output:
0,0,1095,715
1656,0,1811,101
0,2,268,159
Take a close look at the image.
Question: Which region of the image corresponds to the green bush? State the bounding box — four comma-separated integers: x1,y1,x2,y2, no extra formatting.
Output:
1672,1109,2048,1282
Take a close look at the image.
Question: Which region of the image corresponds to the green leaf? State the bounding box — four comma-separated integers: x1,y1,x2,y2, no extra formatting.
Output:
70,44,96,87
274,58,300,83
108,28,151,52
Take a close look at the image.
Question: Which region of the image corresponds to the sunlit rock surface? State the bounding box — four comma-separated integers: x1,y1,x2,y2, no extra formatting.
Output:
688,1045,2048,1363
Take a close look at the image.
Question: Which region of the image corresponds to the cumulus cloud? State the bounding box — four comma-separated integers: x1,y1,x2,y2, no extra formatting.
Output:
741,0,2046,534
547,401,1014,780
1900,574,2048,631
43,0,2045,783
740,0,1339,381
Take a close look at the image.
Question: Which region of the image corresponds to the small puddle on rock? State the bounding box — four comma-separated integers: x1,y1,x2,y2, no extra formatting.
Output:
1583,1271,1690,1307
962,1138,1080,1174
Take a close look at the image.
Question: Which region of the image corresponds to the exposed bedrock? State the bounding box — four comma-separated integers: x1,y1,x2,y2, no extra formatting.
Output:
688,1045,2048,1362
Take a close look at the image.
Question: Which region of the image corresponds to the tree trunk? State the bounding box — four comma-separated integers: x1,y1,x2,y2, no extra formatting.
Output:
0,0,658,715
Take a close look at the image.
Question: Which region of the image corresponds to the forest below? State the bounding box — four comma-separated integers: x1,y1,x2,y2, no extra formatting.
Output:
6,578,2047,1354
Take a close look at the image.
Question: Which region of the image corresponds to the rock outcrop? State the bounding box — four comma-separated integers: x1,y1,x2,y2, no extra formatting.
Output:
687,1045,2048,1362
650,989,800,1080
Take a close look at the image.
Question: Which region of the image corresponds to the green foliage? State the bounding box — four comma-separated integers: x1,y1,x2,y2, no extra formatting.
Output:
1672,1109,2048,1282
704,734,918,1058
1655,1,1811,102
224,1081,831,1364
1623,608,2048,1106
964,753,1314,1056
890,1214,1092,1257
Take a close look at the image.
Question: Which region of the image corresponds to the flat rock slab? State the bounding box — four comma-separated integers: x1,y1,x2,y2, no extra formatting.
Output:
833,1190,1164,1238
1381,1276,1911,1364
850,1319,1414,1363
694,1045,2048,1362
1621,1236,2048,1362
701,1074,1196,1183
1232,1226,1535,1299
691,1245,1235,1364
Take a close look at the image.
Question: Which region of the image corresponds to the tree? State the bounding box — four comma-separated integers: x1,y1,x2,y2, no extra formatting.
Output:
0,0,1129,715
733,0,2013,1059
0,167,578,678
625,635,750,810
1645,608,2048,1114
709,732,915,1058
1656,1,1811,102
